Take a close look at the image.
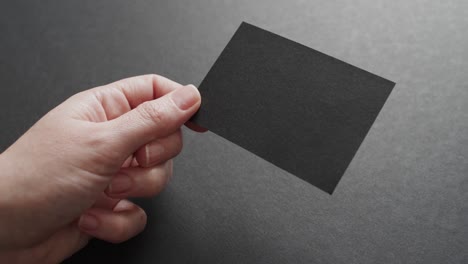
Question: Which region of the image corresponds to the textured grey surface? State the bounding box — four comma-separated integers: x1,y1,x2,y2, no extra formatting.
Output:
0,0,467,263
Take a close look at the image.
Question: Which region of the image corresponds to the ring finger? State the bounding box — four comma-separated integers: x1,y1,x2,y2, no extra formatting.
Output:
105,159,173,199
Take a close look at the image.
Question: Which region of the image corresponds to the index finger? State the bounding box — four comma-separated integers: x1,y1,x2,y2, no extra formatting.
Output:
84,74,184,121
97,74,184,108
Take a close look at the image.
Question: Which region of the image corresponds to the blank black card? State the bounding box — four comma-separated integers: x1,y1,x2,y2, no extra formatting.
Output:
191,22,395,194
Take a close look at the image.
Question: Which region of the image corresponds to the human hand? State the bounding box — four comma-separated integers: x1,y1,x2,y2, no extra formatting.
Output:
0,75,201,263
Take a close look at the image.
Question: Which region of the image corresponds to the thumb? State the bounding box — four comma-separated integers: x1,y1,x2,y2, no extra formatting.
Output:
108,85,201,155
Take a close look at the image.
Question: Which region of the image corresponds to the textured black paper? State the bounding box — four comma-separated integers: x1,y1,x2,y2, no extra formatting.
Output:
192,22,395,194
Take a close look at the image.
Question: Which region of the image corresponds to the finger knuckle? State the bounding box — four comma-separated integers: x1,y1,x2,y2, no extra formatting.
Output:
150,74,163,90
84,124,110,148
136,101,165,126
147,170,168,196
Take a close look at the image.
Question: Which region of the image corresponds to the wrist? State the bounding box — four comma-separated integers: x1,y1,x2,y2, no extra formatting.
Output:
0,153,14,249
0,151,33,250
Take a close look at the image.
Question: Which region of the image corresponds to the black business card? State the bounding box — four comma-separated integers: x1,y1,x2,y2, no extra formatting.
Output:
191,22,395,194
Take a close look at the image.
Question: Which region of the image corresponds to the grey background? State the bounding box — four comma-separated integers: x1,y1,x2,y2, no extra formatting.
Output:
0,0,467,263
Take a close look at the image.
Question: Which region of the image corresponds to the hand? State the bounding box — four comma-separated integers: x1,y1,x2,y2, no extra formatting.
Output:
0,75,201,263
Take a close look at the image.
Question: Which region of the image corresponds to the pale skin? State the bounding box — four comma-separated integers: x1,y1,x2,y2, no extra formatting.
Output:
0,74,206,263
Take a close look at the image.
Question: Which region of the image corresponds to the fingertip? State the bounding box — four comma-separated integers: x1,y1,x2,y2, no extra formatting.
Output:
113,199,138,212
134,131,182,168
171,85,201,111
77,202,147,244
186,84,202,109
180,85,205,133
186,84,198,90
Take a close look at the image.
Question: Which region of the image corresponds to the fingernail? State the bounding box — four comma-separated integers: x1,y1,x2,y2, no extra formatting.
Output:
108,174,133,194
145,142,165,166
171,85,200,110
79,213,99,230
